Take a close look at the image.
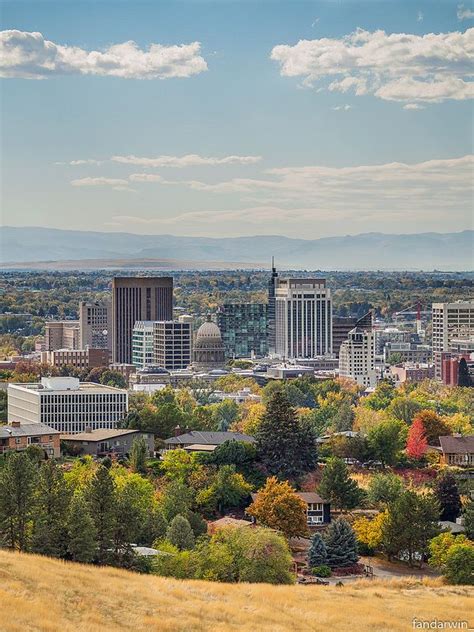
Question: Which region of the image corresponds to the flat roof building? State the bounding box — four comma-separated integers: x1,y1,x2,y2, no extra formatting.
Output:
8,377,128,434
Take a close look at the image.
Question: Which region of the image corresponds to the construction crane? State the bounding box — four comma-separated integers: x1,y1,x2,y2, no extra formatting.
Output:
394,302,431,333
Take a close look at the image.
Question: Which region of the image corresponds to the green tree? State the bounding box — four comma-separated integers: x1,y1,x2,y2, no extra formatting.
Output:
67,493,97,563
319,457,363,510
160,449,201,484
367,473,404,507
308,533,328,567
166,514,195,551
367,418,406,467
130,436,148,474
382,491,440,566
197,465,252,515
0,452,37,550
332,400,354,432
363,381,395,411
256,391,317,481
160,480,194,523
428,532,470,570
212,399,240,431
444,544,474,585
458,358,472,387
87,465,116,564
434,473,462,522
387,397,422,424
324,518,359,568
463,500,474,540
31,461,70,557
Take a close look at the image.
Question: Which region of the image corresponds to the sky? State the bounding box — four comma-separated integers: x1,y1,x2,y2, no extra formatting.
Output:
1,0,473,239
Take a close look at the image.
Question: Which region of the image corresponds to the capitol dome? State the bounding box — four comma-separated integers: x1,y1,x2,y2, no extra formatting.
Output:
193,316,226,370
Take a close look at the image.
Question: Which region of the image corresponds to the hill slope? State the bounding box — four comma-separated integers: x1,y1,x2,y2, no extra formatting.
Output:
1,226,473,269
0,550,472,632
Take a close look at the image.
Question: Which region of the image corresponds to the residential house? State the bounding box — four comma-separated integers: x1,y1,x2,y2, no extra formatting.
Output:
250,491,331,527
0,421,60,458
439,435,474,467
164,430,256,452
61,428,155,457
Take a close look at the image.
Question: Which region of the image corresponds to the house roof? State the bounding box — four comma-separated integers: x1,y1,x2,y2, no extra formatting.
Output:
61,428,144,442
251,491,327,504
165,430,255,446
183,444,217,452
439,435,474,454
209,516,253,529
0,422,59,438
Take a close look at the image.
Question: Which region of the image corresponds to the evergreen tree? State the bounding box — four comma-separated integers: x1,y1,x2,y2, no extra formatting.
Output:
256,391,317,480
166,514,195,551
457,358,472,387
113,484,142,563
463,500,474,540
31,461,70,557
382,491,440,566
324,518,359,568
0,452,37,550
332,400,354,433
67,493,97,563
140,508,167,546
308,533,328,567
130,436,148,474
434,473,462,522
318,457,363,510
87,465,116,564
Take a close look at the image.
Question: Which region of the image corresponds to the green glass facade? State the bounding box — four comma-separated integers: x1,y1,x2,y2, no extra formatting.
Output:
217,303,268,358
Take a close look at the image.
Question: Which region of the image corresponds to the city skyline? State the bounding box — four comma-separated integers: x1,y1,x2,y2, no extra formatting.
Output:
1,0,473,240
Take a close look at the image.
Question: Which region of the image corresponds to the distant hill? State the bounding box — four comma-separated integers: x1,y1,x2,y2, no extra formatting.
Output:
1,226,472,270
0,550,467,632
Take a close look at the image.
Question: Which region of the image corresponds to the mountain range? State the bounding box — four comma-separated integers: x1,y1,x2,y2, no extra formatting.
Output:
1,227,473,270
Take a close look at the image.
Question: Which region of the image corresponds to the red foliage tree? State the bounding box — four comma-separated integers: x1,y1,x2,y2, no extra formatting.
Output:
406,418,428,459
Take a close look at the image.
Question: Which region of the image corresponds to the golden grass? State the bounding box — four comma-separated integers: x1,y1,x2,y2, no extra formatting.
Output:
0,550,472,632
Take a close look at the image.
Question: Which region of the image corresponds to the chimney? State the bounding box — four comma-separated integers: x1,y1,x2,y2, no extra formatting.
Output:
174,425,181,437
85,426,93,434
10,421,21,428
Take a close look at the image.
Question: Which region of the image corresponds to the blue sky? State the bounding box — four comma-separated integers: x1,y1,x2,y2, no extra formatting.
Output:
1,0,473,238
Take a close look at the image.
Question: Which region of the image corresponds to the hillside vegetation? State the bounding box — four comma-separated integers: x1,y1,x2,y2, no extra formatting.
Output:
0,550,472,632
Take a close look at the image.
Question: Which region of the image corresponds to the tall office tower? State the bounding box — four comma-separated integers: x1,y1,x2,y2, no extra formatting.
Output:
267,258,279,355
275,278,332,359
332,317,357,358
112,277,173,364
217,303,268,358
44,321,80,351
132,321,155,368
79,301,112,352
432,301,474,380
154,321,192,370
339,327,376,388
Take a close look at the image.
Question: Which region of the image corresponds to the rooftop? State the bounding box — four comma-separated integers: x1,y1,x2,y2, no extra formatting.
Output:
165,430,255,446
251,491,327,504
439,435,474,454
9,378,127,395
61,428,144,442
0,422,59,438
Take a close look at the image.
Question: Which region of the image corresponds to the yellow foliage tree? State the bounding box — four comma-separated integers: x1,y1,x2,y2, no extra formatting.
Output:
442,413,473,436
353,511,388,550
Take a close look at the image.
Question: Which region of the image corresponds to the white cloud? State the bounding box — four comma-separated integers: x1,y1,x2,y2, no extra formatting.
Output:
71,177,129,187
458,4,474,20
271,28,474,103
332,104,352,111
56,159,103,166
111,153,262,168
403,103,426,110
0,30,208,79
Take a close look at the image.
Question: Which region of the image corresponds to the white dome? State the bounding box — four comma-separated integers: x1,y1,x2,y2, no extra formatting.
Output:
196,321,222,341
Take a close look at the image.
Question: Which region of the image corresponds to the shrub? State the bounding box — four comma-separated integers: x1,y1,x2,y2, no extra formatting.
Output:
444,544,474,585
312,565,331,578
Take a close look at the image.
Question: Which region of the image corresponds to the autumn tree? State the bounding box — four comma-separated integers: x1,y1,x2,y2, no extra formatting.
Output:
406,417,428,459
413,410,451,446
247,476,308,538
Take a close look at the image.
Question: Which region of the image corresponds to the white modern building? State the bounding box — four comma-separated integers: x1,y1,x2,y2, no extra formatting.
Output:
7,377,128,434
432,301,474,380
275,278,332,360
132,321,155,368
339,327,376,388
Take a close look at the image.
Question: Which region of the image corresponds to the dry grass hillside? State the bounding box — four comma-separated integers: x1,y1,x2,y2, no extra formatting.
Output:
0,550,472,632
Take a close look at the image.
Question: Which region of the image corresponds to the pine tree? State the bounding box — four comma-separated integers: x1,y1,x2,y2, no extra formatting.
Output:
318,457,363,510
256,391,317,480
87,465,116,564
166,514,195,550
406,418,428,459
463,500,474,540
130,436,148,474
434,473,462,522
67,493,97,563
0,452,37,550
324,518,359,568
308,533,328,567
31,461,70,558
457,358,472,387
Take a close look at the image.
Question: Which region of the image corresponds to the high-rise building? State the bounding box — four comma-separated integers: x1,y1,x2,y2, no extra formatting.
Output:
8,377,128,434
267,259,279,355
275,278,332,359
332,317,357,358
79,301,112,352
154,321,192,370
132,321,155,368
112,277,173,364
339,326,376,388
44,321,80,351
217,303,268,358
432,301,474,380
